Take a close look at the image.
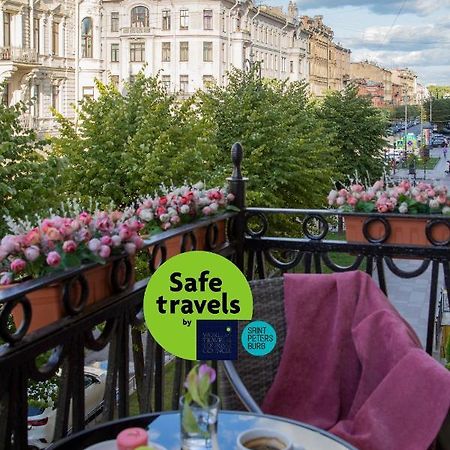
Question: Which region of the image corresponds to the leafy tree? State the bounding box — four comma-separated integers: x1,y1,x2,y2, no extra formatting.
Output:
318,85,388,184
197,66,337,211
423,97,450,125
52,72,218,207
387,105,421,121
0,84,57,233
428,85,450,99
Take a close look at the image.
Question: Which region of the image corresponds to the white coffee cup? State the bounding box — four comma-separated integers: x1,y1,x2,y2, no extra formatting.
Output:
237,428,294,450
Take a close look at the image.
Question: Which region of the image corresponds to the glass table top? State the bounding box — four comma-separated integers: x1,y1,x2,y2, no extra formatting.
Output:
51,411,357,450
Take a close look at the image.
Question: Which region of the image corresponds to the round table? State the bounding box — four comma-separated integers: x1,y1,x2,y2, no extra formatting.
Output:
50,411,357,450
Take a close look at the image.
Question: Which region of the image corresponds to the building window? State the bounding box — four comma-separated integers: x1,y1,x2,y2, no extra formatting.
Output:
162,42,170,62
111,43,119,62
203,9,213,30
130,42,145,62
52,85,59,111
81,18,92,58
111,75,119,87
221,12,225,32
290,60,294,73
274,54,278,70
180,9,188,30
222,42,225,63
3,12,10,47
180,75,188,93
203,75,214,87
111,12,119,32
179,41,188,61
33,85,40,116
2,82,9,105
82,86,94,98
131,6,149,28
203,42,212,62
52,22,59,56
281,57,286,72
162,75,170,90
33,18,39,52
162,10,171,30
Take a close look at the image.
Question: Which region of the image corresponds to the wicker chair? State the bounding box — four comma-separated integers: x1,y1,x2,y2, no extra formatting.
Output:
218,276,450,450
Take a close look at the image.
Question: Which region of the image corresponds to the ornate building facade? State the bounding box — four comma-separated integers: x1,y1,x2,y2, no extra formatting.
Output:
0,0,76,133
300,15,350,97
77,0,309,100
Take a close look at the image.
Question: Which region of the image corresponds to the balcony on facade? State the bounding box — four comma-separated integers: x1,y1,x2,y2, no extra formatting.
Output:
0,46,38,64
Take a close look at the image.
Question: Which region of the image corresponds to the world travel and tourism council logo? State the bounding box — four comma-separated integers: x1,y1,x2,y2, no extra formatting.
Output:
143,251,254,360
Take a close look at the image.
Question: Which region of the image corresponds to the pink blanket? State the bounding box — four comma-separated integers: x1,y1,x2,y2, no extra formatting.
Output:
262,271,450,450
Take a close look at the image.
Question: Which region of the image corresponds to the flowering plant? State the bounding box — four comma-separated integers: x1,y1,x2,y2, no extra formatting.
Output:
136,182,236,235
0,209,144,285
328,179,450,215
181,363,217,434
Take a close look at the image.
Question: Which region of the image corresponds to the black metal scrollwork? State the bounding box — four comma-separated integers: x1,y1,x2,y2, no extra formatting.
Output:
322,253,365,272
245,212,268,238
302,214,329,240
149,244,167,274
264,249,303,270
426,219,450,246
63,274,89,315
181,231,197,253
384,257,431,278
111,257,133,292
205,223,219,250
0,295,31,343
85,318,116,351
362,216,391,243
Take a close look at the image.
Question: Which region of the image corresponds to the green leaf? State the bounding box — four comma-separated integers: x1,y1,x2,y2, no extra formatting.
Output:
181,400,202,434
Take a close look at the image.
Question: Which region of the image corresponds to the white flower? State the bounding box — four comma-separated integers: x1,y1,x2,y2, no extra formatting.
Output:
209,202,219,212
398,202,408,214
442,206,450,215
180,205,190,214
167,207,178,217
159,213,170,223
193,181,204,190
139,209,154,222
429,199,439,209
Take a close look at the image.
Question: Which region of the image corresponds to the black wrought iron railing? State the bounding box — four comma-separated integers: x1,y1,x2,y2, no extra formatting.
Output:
0,142,449,449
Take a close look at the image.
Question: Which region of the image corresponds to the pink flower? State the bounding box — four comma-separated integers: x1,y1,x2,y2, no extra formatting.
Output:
71,219,81,231
161,222,171,231
202,206,212,216
101,236,112,246
327,190,338,205
199,364,216,383
427,189,436,198
59,224,73,238
133,236,144,250
96,214,113,233
438,194,447,205
170,215,180,225
351,184,363,193
347,196,358,207
11,259,26,273
24,228,40,246
124,242,137,255
110,210,123,222
24,245,40,262
372,180,384,192
111,235,122,247
0,245,9,260
338,188,348,197
119,226,132,241
377,204,389,213
78,228,92,242
1,236,18,253
0,272,12,285
335,196,346,206
142,199,153,209
78,212,92,225
46,251,61,267
227,193,235,202
361,193,373,202
62,240,77,253
46,227,62,241
99,245,111,259
41,218,54,232
88,238,101,252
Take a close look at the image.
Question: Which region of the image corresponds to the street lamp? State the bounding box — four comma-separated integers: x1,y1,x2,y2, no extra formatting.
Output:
403,90,408,168
244,49,261,80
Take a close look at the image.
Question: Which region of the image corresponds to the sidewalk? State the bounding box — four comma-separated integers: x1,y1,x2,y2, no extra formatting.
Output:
381,147,448,349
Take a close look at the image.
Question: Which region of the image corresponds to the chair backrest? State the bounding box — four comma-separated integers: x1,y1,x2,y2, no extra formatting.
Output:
219,277,286,410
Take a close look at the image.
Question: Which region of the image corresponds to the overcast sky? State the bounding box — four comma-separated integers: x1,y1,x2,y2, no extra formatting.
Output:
272,0,450,86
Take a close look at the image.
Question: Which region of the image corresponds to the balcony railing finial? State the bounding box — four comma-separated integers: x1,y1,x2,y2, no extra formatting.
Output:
231,142,243,180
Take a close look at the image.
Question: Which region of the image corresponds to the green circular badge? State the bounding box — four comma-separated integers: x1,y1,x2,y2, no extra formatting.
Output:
144,251,253,360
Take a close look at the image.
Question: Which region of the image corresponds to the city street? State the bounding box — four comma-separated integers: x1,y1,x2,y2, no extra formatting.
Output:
380,136,449,350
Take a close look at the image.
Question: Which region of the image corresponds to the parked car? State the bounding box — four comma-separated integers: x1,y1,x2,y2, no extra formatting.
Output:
432,135,448,147
27,367,106,450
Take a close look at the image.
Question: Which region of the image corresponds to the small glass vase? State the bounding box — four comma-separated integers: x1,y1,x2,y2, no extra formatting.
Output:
179,394,220,449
